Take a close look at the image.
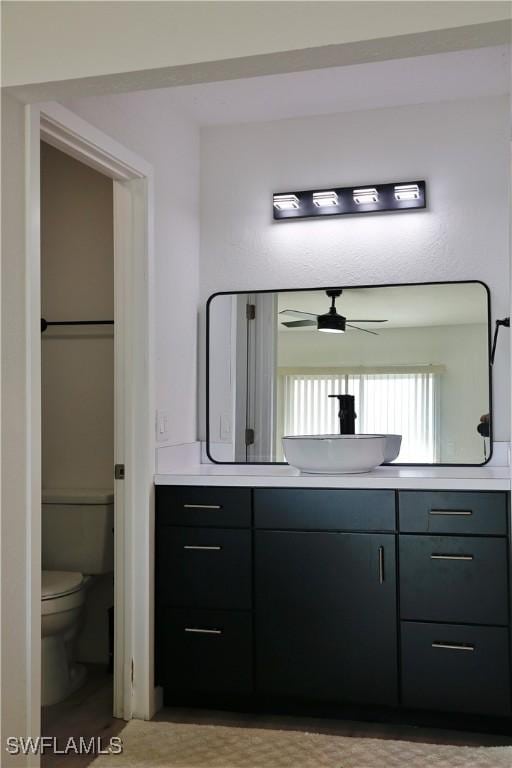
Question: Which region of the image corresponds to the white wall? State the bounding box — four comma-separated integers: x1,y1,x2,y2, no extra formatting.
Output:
64,91,201,450
41,142,114,490
3,1,509,89
200,96,511,442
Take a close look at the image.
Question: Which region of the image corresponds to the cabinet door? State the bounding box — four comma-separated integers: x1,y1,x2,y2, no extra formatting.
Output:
255,530,398,706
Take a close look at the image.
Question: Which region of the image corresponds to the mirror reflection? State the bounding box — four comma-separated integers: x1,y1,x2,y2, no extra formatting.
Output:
207,282,490,465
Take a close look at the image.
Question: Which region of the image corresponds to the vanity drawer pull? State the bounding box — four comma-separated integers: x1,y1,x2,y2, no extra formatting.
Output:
183,503,222,510
430,554,474,561
378,546,385,584
429,509,472,517
183,545,222,551
432,641,475,652
184,627,222,635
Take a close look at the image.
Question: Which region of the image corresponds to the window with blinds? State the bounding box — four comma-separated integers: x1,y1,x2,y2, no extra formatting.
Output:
278,369,440,463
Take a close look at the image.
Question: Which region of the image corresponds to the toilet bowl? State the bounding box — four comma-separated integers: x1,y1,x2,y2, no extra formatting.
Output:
41,489,114,706
41,571,88,707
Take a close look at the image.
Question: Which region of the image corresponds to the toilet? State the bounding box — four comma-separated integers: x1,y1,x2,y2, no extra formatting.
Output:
42,571,87,706
41,489,114,707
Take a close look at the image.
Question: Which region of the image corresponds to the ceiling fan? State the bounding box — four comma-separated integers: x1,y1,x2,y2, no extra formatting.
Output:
279,289,388,335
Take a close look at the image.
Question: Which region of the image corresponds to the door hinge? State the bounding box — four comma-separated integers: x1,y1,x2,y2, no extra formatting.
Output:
245,428,255,446
131,658,134,684
246,303,256,320
114,464,125,480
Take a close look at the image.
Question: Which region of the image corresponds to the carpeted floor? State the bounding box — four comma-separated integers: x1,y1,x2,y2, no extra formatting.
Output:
91,719,512,767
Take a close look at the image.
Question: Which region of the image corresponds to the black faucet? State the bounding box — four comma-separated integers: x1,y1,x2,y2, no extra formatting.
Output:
328,394,356,435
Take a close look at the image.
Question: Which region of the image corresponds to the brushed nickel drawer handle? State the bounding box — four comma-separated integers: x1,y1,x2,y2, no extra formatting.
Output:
432,641,475,652
183,504,222,510
429,509,472,516
183,545,222,551
378,546,385,584
430,554,474,561
184,627,222,635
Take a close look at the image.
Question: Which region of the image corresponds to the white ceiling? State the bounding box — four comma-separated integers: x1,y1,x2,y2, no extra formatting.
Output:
277,283,488,330
159,45,510,126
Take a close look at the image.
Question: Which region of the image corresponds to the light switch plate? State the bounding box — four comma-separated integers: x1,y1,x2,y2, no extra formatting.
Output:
156,410,170,442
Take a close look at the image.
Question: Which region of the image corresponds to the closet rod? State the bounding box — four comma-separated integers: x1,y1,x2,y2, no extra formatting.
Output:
41,318,114,333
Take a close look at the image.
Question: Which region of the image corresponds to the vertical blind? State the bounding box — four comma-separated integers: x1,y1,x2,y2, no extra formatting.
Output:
281,370,440,463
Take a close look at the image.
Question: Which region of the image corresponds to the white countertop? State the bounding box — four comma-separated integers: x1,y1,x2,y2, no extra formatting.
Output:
155,464,511,491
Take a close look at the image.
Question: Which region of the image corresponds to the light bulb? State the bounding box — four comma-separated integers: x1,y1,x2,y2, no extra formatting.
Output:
353,188,379,205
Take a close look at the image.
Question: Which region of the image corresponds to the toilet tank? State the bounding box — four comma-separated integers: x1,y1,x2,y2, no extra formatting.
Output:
42,489,114,574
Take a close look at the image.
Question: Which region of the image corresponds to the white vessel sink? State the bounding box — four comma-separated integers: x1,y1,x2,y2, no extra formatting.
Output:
383,434,402,463
282,434,388,474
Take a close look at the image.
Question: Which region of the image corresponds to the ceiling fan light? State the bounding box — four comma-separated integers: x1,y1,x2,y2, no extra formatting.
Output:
313,190,339,208
317,313,346,333
353,187,379,205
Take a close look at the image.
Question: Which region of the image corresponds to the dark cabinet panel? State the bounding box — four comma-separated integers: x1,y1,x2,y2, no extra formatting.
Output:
160,608,253,697
400,536,508,625
401,622,511,716
254,489,396,531
255,530,398,706
157,527,252,610
156,486,251,528
399,491,507,535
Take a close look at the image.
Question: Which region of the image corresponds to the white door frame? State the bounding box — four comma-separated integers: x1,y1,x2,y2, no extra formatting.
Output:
26,102,157,738
247,293,278,462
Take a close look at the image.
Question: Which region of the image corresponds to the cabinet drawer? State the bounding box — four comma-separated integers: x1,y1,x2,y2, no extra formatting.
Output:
254,489,395,531
399,491,507,535
156,486,251,527
160,608,253,697
401,622,511,716
400,536,508,625
157,527,251,610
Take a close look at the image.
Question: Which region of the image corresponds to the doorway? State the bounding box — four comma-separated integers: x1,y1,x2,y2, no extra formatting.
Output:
23,102,157,760
39,141,116,762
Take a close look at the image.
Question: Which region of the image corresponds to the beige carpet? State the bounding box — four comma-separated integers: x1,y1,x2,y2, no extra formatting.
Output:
91,719,512,767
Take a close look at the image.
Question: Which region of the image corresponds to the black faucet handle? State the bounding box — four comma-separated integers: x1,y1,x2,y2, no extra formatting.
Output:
328,394,356,434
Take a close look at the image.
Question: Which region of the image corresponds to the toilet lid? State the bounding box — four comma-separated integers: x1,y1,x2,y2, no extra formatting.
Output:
42,570,83,600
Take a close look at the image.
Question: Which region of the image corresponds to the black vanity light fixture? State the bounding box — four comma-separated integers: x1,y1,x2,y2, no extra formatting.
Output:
273,180,426,220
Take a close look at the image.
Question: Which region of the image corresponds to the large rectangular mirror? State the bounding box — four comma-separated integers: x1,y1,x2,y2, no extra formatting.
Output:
207,281,491,465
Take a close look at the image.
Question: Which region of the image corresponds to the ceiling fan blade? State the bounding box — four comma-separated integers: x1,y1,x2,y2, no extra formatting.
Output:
346,319,388,323
279,309,318,320
281,319,317,328
346,324,379,336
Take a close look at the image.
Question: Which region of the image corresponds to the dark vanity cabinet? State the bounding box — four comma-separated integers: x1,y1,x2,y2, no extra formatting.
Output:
254,490,398,706
156,485,511,719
